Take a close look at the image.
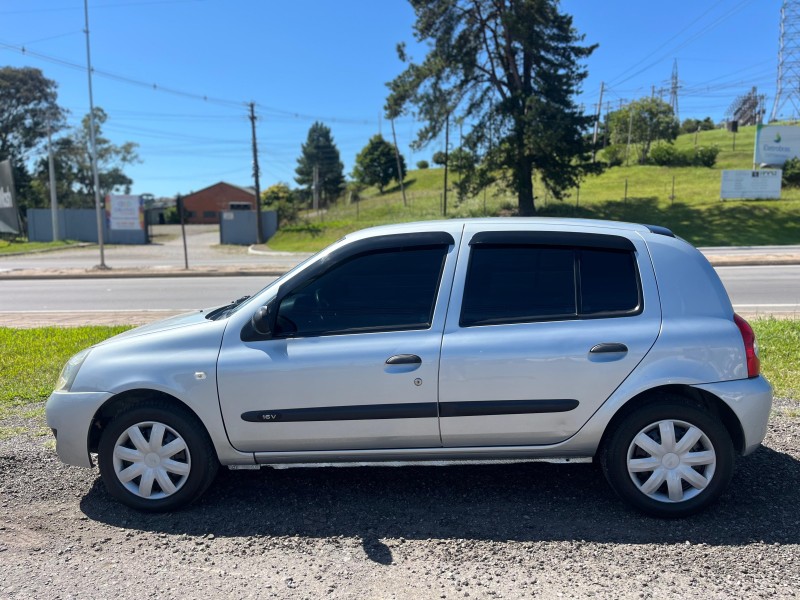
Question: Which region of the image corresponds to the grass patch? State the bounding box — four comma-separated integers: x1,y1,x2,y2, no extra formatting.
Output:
0,326,131,416
752,318,800,402
0,239,81,255
0,320,796,426
269,124,800,252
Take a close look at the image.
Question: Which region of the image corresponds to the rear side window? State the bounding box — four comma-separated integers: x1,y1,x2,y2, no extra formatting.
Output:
461,244,641,327
278,246,447,336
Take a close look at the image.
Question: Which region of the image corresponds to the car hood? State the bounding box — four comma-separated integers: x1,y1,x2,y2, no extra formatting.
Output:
96,310,212,345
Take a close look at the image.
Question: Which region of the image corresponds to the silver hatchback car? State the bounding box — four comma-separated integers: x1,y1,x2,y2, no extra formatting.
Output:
46,218,772,517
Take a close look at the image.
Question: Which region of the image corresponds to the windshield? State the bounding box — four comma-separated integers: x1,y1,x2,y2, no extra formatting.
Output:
205,246,332,321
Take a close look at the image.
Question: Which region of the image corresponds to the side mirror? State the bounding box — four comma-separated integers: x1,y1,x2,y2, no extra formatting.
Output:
242,299,278,342
251,305,273,337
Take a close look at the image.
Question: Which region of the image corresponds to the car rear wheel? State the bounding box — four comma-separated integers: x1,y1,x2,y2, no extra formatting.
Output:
600,400,735,517
98,401,218,511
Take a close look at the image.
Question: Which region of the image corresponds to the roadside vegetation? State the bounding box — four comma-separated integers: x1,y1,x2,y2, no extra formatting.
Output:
0,326,131,419
263,125,800,252
0,320,797,423
0,238,80,255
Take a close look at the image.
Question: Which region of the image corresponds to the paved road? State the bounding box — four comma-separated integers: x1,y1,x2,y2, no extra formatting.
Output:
0,225,310,273
1,266,798,316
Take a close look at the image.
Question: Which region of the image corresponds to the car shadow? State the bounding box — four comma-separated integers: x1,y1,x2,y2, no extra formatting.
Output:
80,444,799,563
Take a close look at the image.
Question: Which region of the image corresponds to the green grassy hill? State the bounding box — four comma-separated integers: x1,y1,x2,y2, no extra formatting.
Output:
267,125,800,251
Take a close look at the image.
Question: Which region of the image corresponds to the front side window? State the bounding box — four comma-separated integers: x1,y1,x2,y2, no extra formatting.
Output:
461,244,641,327
276,246,447,336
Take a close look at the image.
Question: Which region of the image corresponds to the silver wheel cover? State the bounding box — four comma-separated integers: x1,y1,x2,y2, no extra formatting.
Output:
627,419,716,503
112,421,192,500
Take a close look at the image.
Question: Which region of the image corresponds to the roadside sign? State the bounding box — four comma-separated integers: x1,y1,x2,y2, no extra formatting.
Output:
107,195,144,230
720,169,782,199
0,160,22,234
754,124,800,165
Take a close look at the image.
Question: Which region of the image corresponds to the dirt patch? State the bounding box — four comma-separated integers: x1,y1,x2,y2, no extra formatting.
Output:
0,404,798,599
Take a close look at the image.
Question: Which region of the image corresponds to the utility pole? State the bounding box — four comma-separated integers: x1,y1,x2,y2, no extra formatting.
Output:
47,121,59,241
312,163,320,212
83,0,106,268
390,118,407,206
592,81,605,161
669,59,680,122
248,102,264,244
625,105,634,166
443,115,450,216
771,0,800,121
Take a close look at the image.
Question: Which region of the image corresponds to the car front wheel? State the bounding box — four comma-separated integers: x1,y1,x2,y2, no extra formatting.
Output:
98,401,218,511
600,400,735,517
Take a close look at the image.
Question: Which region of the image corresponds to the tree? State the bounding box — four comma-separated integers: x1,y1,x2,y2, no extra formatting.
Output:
261,182,299,225
353,134,406,193
609,98,679,164
295,122,345,206
33,107,139,207
680,117,715,135
0,67,66,210
432,151,447,166
0,67,65,163
386,0,599,215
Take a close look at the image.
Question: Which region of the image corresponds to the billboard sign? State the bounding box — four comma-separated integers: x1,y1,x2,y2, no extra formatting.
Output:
0,160,21,234
754,124,800,165
721,169,782,199
107,195,144,230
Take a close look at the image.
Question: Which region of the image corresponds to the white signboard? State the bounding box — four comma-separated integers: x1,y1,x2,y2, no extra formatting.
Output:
720,169,782,199
107,195,143,230
754,124,800,165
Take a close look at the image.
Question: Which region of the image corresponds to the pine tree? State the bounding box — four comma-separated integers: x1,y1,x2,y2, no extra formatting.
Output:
386,0,600,215
295,122,345,205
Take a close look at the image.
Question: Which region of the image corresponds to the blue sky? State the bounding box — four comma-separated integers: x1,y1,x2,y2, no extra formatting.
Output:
0,0,782,198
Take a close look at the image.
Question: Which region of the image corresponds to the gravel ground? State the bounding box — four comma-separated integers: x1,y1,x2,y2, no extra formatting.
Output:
1,404,798,600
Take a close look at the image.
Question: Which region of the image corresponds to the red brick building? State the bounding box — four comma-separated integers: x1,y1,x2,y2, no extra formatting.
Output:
181,182,256,224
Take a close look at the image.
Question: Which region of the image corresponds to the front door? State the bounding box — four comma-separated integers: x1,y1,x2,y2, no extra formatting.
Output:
217,232,460,453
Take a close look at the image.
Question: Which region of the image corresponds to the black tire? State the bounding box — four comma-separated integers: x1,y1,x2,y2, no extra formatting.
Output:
599,399,735,518
98,400,219,512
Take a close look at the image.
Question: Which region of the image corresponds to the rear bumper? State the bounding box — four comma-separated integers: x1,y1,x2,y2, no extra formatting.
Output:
694,376,773,456
45,390,113,468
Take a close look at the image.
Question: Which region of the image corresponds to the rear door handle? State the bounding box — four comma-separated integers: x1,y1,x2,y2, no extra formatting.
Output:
589,343,628,354
386,354,422,365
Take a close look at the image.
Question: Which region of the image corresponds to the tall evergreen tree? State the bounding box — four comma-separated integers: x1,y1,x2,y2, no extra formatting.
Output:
386,0,600,215
295,122,345,205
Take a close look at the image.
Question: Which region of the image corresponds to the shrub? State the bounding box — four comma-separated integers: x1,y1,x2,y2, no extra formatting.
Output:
649,144,684,166
648,144,719,168
601,144,625,167
782,157,800,188
416,160,429,170
692,146,719,168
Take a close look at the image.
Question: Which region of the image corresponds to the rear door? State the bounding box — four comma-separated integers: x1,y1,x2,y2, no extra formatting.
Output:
438,223,661,447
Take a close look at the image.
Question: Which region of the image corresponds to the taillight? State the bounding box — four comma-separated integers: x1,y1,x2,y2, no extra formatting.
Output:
734,313,760,378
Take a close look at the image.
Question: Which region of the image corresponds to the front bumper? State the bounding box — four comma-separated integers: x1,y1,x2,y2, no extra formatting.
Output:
695,375,773,455
45,390,113,468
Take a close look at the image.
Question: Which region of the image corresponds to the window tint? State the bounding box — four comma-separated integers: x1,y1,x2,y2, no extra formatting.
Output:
277,246,447,336
579,249,640,314
461,246,576,326
461,243,640,327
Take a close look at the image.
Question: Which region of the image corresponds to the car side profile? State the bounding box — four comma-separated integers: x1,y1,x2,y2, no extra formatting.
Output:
46,218,772,517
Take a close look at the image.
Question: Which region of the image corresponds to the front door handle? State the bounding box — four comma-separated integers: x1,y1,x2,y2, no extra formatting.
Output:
589,343,628,354
386,354,422,365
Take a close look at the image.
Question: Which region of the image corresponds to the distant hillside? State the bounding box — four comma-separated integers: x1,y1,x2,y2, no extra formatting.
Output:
265,125,800,251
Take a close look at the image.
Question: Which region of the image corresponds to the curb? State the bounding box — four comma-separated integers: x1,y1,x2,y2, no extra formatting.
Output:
2,257,799,280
